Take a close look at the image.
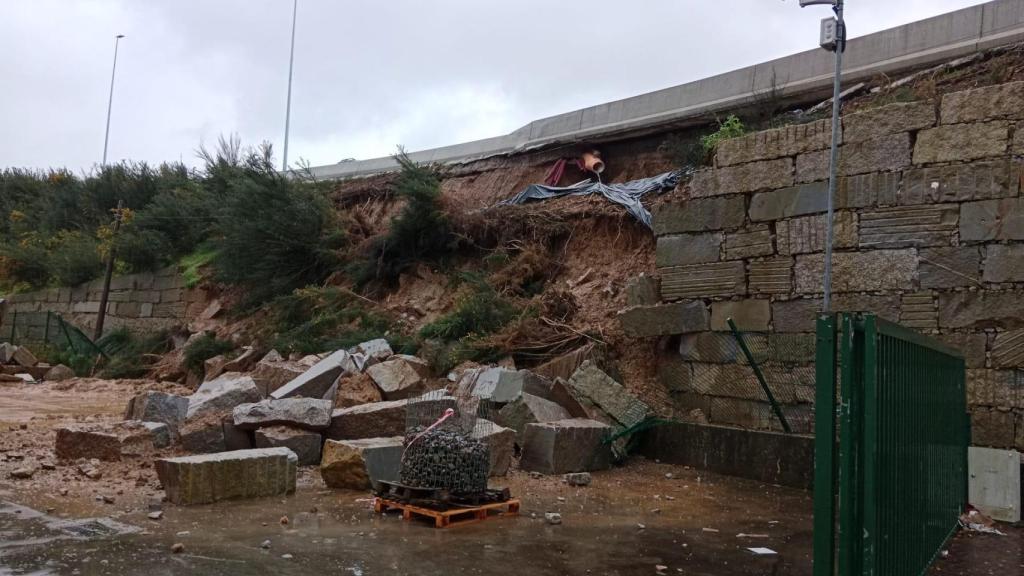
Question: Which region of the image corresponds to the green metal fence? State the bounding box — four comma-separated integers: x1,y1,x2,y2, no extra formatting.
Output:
814,313,968,576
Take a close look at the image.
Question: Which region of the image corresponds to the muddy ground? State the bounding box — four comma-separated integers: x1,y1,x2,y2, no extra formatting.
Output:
0,379,1016,575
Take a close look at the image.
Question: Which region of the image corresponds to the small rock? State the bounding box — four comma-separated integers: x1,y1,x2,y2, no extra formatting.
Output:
637,523,646,529
544,512,562,525
18,423,27,430
650,508,661,514
281,554,293,560
280,515,289,525
529,471,543,479
176,531,191,537
261,540,272,549
40,461,55,470
10,466,35,479
564,472,591,486
171,543,185,554
655,565,668,573
665,473,673,479
557,496,566,502
665,496,676,501
148,511,163,521
148,497,163,512
102,495,115,504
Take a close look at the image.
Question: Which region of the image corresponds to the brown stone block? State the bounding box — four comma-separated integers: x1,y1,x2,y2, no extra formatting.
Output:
913,122,1009,164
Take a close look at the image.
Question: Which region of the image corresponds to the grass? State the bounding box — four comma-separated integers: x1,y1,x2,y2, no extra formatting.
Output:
179,244,218,289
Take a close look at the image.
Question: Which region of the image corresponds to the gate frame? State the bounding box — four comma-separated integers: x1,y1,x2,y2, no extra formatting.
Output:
814,312,968,576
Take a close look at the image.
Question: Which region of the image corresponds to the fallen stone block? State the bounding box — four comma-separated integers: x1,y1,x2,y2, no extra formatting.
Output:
155,447,297,505
365,355,431,400
255,426,322,466
125,391,189,435
471,419,515,476
221,346,259,373
250,358,306,397
320,437,403,490
186,373,261,419
0,342,16,364
568,361,650,428
456,367,533,404
43,364,75,382
55,420,171,461
179,412,228,454
334,373,383,408
203,354,230,382
270,349,349,400
520,419,613,474
232,398,332,431
352,339,393,363
497,393,572,443
11,346,38,368
325,395,457,440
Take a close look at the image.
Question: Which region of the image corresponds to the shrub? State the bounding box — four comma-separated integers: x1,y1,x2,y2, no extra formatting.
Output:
212,145,345,305
0,239,51,290
114,226,172,273
96,328,174,379
47,231,104,287
420,274,517,341
183,333,234,377
700,115,746,155
349,152,456,288
267,286,415,355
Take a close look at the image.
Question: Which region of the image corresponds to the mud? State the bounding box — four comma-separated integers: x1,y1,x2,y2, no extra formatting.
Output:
2,461,815,576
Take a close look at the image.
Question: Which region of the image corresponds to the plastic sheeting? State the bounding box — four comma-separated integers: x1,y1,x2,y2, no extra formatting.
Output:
498,170,685,230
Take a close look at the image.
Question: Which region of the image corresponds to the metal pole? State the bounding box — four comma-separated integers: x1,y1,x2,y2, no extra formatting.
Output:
282,0,298,171
94,199,123,339
102,34,125,166
823,1,844,313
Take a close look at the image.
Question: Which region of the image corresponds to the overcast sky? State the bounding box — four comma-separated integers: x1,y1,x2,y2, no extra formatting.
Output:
1,0,988,173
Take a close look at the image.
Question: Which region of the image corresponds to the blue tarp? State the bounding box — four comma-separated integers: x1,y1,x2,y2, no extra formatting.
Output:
498,170,685,230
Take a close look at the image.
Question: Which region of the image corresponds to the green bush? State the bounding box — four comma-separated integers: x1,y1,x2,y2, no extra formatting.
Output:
47,231,104,287
212,146,345,305
420,275,517,341
349,152,456,288
267,286,415,356
0,239,51,290
183,333,234,377
700,115,746,155
97,328,174,379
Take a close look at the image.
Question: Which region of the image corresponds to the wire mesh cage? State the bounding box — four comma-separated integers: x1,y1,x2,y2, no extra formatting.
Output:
401,389,492,494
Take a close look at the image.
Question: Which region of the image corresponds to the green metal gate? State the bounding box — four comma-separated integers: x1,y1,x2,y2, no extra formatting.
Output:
814,313,968,576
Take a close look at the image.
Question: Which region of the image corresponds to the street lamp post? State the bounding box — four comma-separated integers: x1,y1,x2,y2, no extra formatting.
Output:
282,0,298,171
799,0,845,314
102,34,125,166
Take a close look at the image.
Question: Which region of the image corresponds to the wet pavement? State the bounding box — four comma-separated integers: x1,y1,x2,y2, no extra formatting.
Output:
1,461,816,576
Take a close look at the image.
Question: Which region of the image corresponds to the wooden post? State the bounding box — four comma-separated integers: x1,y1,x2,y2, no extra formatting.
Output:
94,199,123,340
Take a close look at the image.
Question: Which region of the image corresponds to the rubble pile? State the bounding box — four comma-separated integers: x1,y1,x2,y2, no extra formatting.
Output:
31,332,646,504
0,342,73,383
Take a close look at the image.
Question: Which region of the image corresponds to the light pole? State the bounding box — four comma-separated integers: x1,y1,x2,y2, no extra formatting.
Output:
799,0,845,314
102,34,125,166
282,0,298,171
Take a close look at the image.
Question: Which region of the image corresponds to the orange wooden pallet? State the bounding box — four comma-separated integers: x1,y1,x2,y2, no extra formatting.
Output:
374,497,520,528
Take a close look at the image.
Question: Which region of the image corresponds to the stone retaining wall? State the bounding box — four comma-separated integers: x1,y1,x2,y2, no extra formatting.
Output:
0,266,196,343
623,80,1024,452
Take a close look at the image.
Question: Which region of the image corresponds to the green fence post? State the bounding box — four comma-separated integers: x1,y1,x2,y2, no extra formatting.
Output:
727,317,791,433
860,314,878,575
813,314,837,576
43,310,51,345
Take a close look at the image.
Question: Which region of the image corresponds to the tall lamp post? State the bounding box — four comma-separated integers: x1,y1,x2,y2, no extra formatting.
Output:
799,0,845,314
282,0,298,171
102,34,125,166
96,33,125,339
